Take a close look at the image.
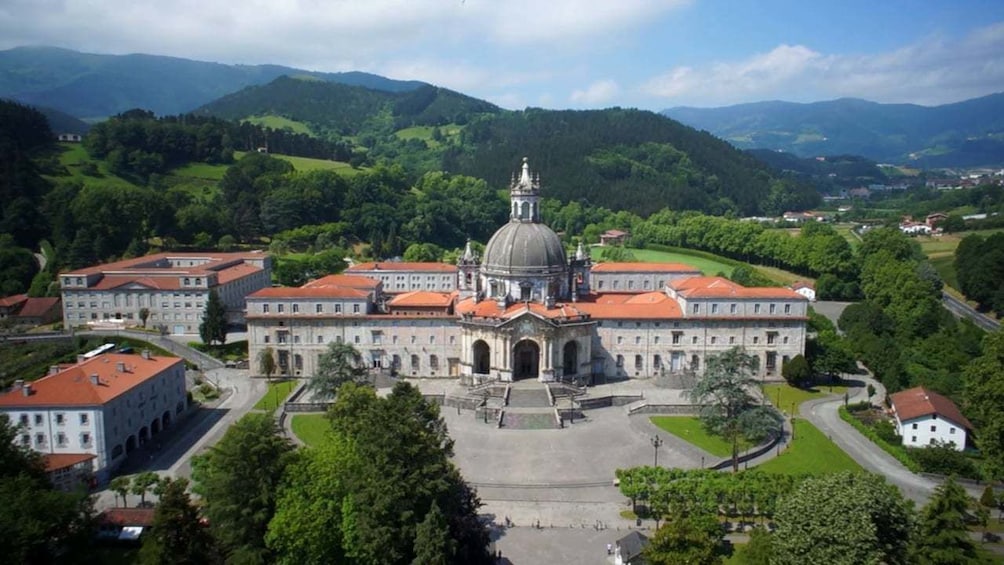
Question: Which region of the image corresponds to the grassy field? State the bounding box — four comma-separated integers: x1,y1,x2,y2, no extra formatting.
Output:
169,161,229,181
51,142,143,189
762,383,848,416
591,246,734,277
651,416,750,457
291,413,330,447
233,150,363,175
243,115,315,136
756,419,862,475
253,379,299,413
394,124,465,148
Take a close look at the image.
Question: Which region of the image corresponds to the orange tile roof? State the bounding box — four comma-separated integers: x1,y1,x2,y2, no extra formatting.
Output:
248,286,369,299
669,277,804,300
456,298,591,321
215,263,263,284
388,291,456,308
0,294,28,308
98,508,156,527
890,386,973,429
62,251,266,277
43,453,96,472
0,354,183,408
591,262,701,273
456,292,682,321
791,281,815,291
303,274,381,289
90,276,180,291
348,262,458,273
15,297,61,318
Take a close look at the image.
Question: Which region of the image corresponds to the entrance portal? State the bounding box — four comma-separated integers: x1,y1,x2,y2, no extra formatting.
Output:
563,341,578,376
473,340,490,374
512,339,540,380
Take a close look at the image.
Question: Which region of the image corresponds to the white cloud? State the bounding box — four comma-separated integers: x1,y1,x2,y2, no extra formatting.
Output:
641,23,1004,106
570,79,620,105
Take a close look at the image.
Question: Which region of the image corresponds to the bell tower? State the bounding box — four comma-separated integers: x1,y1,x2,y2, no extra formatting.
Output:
509,157,541,223
457,239,480,300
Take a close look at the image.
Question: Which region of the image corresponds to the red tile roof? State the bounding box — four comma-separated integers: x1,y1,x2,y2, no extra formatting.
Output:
0,353,183,408
15,297,61,318
388,291,456,308
0,294,28,308
248,286,369,299
62,251,266,277
215,263,263,284
98,508,156,527
890,386,973,429
456,292,682,321
303,274,381,289
347,262,457,273
90,276,180,291
669,277,804,300
43,453,96,472
791,281,815,291
591,262,700,273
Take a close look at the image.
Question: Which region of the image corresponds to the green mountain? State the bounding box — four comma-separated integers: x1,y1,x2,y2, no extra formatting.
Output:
194,76,815,216
0,46,425,119
663,94,1004,167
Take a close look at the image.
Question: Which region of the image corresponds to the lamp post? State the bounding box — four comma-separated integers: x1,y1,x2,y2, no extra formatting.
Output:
650,435,663,467
569,395,574,424
483,391,489,424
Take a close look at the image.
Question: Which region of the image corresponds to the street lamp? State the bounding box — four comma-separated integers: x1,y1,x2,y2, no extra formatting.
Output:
483,391,489,424
569,395,574,424
650,435,663,467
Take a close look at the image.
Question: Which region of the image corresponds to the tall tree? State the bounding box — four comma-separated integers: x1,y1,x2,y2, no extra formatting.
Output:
773,472,914,565
258,346,277,381
199,289,227,346
962,330,1004,480
139,477,217,565
911,477,985,564
412,502,455,565
781,354,811,387
642,512,723,565
307,341,368,400
139,307,150,328
131,471,160,507
192,413,294,563
686,347,783,471
110,475,132,507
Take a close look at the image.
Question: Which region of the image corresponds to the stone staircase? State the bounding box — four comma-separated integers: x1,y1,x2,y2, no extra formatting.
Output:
500,382,560,430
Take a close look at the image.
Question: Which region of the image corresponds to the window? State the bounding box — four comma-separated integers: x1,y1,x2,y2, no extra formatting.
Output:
430,355,439,370
911,436,917,443
34,414,43,425
372,332,382,345
316,304,323,313
692,303,700,314
429,335,436,345
277,304,285,313
634,336,641,345
335,304,342,313
949,427,956,434
293,335,301,344
292,304,299,313
20,434,29,447
392,335,398,344
628,281,634,290
411,335,417,344
263,335,270,344
56,433,67,446
930,425,937,432
730,303,737,314
35,433,46,446
912,423,918,430
691,355,700,371
783,336,789,345
784,304,791,314
767,332,777,345
711,304,719,314
353,304,360,313
769,304,776,314
672,332,682,345
19,414,28,426
653,355,662,369
616,336,623,345
654,336,660,344
692,336,698,344
79,413,89,425
317,336,324,344
635,355,643,370
729,336,736,345
354,335,360,344
754,304,761,314
710,336,717,344
753,336,759,344
616,355,624,367
411,354,419,370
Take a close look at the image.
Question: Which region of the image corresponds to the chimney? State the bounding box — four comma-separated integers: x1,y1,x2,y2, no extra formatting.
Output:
90,374,99,386
13,379,24,389
48,365,60,376
141,349,151,360
22,383,31,397
116,362,126,373
76,354,86,364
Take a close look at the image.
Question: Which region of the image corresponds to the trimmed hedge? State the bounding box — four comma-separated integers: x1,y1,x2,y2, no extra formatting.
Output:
838,406,921,473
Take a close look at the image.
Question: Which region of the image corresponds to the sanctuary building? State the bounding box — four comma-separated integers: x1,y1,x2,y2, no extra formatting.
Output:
246,159,808,382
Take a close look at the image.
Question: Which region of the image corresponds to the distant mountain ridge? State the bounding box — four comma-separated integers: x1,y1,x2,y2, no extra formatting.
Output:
0,46,425,118
663,94,1004,167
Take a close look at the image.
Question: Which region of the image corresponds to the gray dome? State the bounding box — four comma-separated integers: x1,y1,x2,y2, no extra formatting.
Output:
481,222,567,277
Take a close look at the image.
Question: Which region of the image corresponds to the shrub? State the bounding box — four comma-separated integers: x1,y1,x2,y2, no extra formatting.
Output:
846,401,872,413
839,406,921,473
908,443,981,479
873,420,900,444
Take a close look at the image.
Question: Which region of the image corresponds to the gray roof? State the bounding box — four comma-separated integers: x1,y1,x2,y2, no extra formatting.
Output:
481,221,567,277
617,531,648,563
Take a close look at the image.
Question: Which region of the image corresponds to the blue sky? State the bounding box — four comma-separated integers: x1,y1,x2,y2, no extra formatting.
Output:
2,0,1003,110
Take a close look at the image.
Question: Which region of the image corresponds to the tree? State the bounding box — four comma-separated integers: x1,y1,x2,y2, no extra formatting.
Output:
199,289,227,346
911,477,984,564
139,307,150,328
979,486,997,523
191,413,294,563
962,331,1004,480
412,502,455,565
687,348,783,471
773,472,914,565
781,354,811,387
131,471,160,507
258,346,277,381
307,341,368,400
110,475,132,507
642,512,723,565
139,477,217,565
736,525,773,564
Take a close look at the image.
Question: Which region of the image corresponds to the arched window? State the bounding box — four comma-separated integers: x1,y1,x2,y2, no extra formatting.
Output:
429,355,439,370
691,354,700,371
520,201,530,219
410,354,420,370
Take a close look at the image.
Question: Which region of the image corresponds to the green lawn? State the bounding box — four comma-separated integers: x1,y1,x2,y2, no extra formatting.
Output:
243,114,315,136
291,413,330,447
651,416,748,457
253,379,299,413
169,161,229,180
756,419,862,475
929,254,959,290
591,246,733,277
762,382,847,416
234,150,363,175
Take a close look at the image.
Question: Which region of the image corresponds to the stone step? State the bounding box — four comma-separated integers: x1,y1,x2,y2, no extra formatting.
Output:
501,411,560,430
507,387,551,408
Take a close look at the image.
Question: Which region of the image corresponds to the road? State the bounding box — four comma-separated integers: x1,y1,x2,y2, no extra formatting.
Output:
942,291,1000,332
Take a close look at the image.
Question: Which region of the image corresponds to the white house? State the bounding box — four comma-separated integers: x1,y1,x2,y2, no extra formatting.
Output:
0,352,188,482
889,386,971,451
790,281,816,302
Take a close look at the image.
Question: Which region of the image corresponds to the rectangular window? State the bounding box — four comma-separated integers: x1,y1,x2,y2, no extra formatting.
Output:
784,304,791,314
692,336,698,344
335,304,342,313
616,355,624,367
354,335,360,344
653,355,662,369
277,304,285,313
20,434,29,447
36,433,46,446
264,335,270,344
692,303,700,314
730,303,737,314
617,336,623,345
654,336,660,345
711,336,717,344
34,414,43,425
912,423,918,430
19,414,28,426
930,425,937,432
949,427,956,434
729,336,736,345
56,433,67,446
711,304,719,314
754,304,761,314
81,433,91,447
770,304,777,314
372,332,382,345
672,332,682,345
635,355,643,370
317,336,324,344
316,304,323,313
753,336,759,344
292,304,300,313
429,335,436,345
55,413,64,425
79,413,89,425
911,436,917,442
353,304,360,313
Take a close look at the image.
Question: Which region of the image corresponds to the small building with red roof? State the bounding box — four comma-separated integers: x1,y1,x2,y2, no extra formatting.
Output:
58,252,272,335
890,386,972,451
0,294,63,326
0,352,188,482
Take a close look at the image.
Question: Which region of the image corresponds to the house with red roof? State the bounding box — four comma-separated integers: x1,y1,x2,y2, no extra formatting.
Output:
599,229,629,246
0,294,63,326
889,386,972,451
58,252,272,335
0,352,188,482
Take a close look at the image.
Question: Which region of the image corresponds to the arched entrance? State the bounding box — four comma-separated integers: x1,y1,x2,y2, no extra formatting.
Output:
473,340,491,375
563,341,578,376
125,435,137,453
162,411,171,430
512,339,540,380
151,418,160,436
